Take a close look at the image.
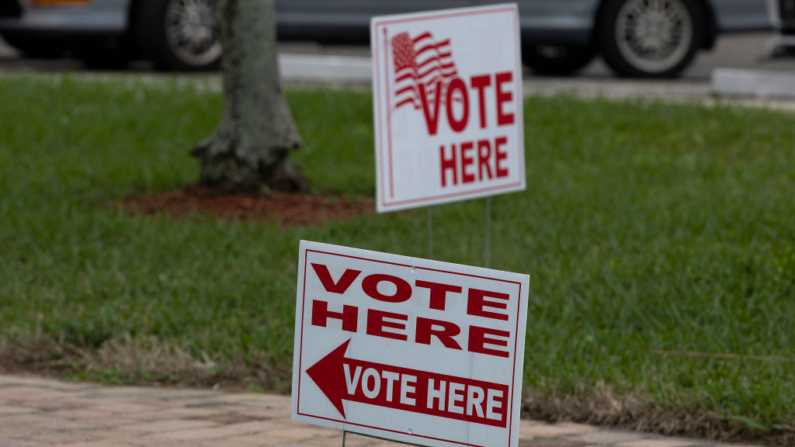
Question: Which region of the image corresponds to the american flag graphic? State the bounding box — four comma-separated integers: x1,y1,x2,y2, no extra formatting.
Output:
392,31,459,110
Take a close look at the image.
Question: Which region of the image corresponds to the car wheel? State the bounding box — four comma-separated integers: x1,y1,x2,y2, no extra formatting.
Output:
598,0,704,78
522,44,596,76
135,0,222,71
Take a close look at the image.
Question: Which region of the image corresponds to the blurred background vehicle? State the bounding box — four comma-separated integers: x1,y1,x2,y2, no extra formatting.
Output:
766,0,795,56
0,0,771,77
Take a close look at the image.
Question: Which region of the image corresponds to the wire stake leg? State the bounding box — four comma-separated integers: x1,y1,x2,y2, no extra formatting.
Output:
428,206,434,259
485,197,491,268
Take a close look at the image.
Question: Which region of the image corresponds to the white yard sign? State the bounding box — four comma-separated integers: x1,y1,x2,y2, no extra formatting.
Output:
291,241,530,447
371,4,525,213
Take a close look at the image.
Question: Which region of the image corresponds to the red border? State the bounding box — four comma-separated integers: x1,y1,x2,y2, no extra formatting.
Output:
386,181,523,207
297,248,524,447
374,25,386,207
374,5,524,211
511,7,526,189
384,27,395,198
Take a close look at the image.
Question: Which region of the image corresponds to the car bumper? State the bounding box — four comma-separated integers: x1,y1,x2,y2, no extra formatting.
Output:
0,0,127,35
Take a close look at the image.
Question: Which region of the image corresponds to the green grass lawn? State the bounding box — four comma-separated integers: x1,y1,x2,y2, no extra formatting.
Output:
1,75,794,441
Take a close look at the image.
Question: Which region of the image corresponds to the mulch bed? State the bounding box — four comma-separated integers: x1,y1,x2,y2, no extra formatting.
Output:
120,184,373,227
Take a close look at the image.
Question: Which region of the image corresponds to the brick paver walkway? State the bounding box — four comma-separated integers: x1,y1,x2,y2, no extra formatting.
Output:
0,374,758,447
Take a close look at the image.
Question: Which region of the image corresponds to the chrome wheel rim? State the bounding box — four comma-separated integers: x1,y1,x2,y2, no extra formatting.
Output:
165,0,222,67
615,0,693,73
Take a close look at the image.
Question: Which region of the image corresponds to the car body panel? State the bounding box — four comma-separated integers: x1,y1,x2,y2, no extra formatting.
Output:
276,0,477,41
279,0,477,26
0,0,772,42
485,0,769,40
276,0,771,42
711,0,771,31
513,0,596,44
0,0,127,34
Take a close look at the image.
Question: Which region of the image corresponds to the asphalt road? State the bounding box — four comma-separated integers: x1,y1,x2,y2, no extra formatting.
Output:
2,32,795,99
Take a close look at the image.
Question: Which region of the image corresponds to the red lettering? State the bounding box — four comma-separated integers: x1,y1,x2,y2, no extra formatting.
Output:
495,71,514,126
494,136,509,178
470,74,491,129
440,144,458,187
448,382,465,414
362,274,412,303
312,300,358,332
419,81,443,136
327,353,509,427
416,317,462,350
367,309,408,341
468,326,510,358
311,263,361,294
477,139,493,181
445,77,470,133
415,280,462,310
460,141,475,184
467,288,510,321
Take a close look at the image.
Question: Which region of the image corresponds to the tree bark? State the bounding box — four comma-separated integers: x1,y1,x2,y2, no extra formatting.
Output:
192,0,307,193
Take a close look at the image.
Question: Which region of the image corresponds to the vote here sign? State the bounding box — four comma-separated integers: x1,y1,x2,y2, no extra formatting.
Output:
371,4,525,213
291,241,530,447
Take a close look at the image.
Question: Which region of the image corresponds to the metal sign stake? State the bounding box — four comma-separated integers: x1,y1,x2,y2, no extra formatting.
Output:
485,197,491,268
428,206,434,259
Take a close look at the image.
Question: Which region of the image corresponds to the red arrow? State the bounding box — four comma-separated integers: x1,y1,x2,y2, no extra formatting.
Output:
304,339,510,428
306,339,352,418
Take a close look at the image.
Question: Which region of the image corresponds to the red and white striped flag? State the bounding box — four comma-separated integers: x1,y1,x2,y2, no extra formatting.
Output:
392,31,459,110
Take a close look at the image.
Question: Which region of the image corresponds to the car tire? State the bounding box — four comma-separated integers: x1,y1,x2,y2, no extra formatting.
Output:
79,51,131,70
597,0,704,78
522,44,596,76
1,33,64,59
134,0,222,72
74,37,135,70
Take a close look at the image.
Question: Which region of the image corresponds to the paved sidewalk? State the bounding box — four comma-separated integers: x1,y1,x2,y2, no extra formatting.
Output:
0,374,758,447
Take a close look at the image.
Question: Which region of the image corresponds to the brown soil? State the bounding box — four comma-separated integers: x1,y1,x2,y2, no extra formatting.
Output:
120,184,372,227
0,336,292,394
523,388,795,447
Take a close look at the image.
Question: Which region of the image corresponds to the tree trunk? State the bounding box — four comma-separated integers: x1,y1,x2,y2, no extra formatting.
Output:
191,0,307,193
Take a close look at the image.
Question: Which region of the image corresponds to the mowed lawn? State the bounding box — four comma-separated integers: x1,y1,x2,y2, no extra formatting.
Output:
1,75,794,436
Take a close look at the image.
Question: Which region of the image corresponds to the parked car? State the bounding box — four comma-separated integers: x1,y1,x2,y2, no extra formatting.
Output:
765,0,795,55
0,0,771,78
